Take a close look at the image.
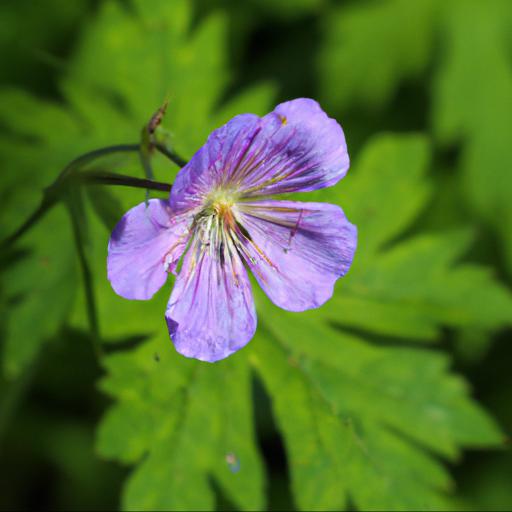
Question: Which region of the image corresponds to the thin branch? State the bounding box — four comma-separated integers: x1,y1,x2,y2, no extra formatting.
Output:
2,144,143,248
1,141,182,249
154,142,188,167
57,143,140,182
81,171,172,192
0,194,58,249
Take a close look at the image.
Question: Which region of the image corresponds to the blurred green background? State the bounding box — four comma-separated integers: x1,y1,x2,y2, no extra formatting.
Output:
1,0,511,510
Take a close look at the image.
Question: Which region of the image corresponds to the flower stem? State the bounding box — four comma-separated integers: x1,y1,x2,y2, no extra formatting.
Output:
0,142,182,248
57,143,141,182
0,193,57,249
66,191,103,359
154,142,188,167
81,171,172,192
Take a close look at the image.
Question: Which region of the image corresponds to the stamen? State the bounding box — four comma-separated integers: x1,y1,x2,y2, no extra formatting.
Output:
285,208,303,253
189,190,278,283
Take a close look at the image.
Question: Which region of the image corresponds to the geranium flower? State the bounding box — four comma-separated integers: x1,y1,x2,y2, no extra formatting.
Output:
107,99,357,362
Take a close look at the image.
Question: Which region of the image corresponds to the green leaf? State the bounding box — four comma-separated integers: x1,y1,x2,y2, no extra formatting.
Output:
0,0,275,377
432,0,512,276
3,8,276,505
250,330,348,511
252,313,501,510
249,133,508,510
0,0,89,87
318,0,437,111
311,135,512,341
1,0,509,509
86,186,125,233
323,134,433,259
62,0,230,156
246,0,323,19
1,206,77,378
97,339,265,511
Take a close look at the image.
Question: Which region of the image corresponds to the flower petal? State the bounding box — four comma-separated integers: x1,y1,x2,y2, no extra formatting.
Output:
239,98,350,196
235,200,357,311
165,236,257,362
108,199,191,300
170,113,261,213
169,98,348,212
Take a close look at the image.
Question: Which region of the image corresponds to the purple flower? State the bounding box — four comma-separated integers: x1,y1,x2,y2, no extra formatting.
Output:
107,99,357,362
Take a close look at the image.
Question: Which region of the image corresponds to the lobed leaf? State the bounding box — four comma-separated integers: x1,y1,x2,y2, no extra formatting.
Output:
313,135,512,341
432,0,512,276
1,1,510,510
318,0,437,111
97,339,265,511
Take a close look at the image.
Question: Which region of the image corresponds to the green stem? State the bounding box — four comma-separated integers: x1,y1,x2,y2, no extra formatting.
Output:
66,192,103,359
2,144,143,248
154,142,188,167
139,146,155,204
1,142,185,248
81,171,172,192
57,143,140,182
0,140,184,440
0,193,57,249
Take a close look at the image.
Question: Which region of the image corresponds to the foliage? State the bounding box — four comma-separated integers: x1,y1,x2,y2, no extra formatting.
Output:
1,0,512,510
432,0,512,277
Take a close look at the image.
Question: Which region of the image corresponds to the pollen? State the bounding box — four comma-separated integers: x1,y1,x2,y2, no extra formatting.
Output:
213,200,233,216
207,189,237,217
213,200,237,230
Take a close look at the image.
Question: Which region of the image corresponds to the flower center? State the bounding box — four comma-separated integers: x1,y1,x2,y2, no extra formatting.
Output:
192,189,239,245
212,199,233,217
208,188,237,207
204,189,239,225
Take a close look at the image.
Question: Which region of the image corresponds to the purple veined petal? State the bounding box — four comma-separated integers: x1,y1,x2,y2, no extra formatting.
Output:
165,235,257,362
235,199,357,312
108,199,192,300
169,99,348,212
170,113,261,213
237,98,350,196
